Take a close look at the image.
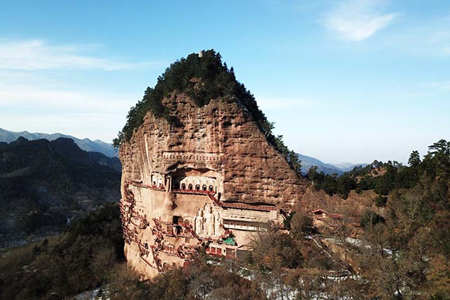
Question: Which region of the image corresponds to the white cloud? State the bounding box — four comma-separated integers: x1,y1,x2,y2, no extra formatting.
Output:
0,79,139,141
0,39,156,71
323,0,397,41
0,83,135,113
0,112,125,143
0,38,157,142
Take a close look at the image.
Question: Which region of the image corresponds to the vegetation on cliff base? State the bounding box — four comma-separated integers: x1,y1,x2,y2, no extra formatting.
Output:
0,203,124,300
114,50,301,175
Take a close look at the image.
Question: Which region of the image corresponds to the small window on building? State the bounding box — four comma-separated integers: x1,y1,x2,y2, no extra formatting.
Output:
202,184,207,191
181,183,186,190
209,185,214,192
188,184,193,190
195,184,200,191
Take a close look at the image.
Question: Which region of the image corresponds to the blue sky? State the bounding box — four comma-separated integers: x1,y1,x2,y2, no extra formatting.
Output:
0,0,448,164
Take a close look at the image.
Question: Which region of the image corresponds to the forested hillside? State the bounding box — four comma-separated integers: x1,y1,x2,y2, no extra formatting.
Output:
307,139,449,201
0,137,121,248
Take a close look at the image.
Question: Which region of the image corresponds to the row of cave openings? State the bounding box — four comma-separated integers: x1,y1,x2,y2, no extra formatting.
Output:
151,172,219,193
150,181,217,192
180,183,215,192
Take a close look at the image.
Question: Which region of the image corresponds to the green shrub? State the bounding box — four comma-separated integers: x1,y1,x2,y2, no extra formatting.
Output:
374,195,387,207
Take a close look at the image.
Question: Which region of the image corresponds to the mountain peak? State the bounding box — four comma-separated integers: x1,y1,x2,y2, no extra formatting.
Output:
116,50,269,144
10,136,29,145
115,50,301,174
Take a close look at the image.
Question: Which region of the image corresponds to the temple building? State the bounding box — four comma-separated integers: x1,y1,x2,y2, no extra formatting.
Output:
120,161,283,278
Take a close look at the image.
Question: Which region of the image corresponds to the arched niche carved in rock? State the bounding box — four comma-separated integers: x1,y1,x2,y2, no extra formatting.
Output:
170,167,222,194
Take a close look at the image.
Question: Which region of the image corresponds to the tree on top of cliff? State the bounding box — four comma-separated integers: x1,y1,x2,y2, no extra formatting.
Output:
114,50,302,175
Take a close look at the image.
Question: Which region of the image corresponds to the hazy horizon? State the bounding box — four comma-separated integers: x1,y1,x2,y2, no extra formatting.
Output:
1,1,448,164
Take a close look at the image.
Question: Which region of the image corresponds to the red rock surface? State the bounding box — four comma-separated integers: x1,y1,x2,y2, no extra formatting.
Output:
118,92,308,278
120,93,308,208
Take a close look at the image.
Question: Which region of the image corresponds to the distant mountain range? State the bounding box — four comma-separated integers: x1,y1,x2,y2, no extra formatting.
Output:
0,128,118,157
297,153,365,175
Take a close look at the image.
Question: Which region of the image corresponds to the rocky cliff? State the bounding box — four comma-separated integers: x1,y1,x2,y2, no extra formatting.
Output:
118,50,308,278
120,92,307,207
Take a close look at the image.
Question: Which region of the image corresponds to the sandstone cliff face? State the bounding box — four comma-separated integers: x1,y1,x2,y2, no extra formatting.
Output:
120,93,307,207
119,66,308,279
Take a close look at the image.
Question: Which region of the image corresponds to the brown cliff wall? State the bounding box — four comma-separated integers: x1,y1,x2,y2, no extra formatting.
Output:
118,87,310,279
120,93,307,208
